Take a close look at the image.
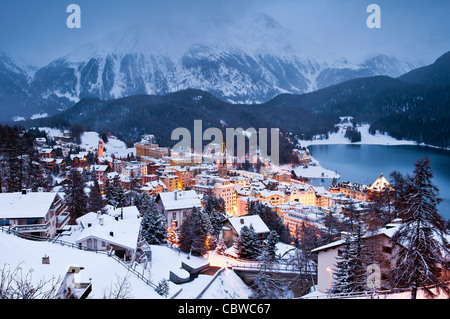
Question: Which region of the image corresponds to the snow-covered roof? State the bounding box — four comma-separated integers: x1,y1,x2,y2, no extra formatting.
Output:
157,190,202,211
91,165,108,172
368,173,391,191
75,208,141,251
311,222,402,253
141,180,167,191
227,215,270,235
0,192,59,219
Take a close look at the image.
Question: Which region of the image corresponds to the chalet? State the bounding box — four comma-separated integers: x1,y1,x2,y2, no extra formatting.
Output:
274,171,291,184
155,190,202,228
222,215,270,247
0,191,69,238
75,206,141,261
39,148,55,159
91,164,109,183
311,221,404,293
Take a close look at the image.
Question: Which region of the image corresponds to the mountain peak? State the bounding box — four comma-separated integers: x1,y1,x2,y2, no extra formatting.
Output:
254,13,282,29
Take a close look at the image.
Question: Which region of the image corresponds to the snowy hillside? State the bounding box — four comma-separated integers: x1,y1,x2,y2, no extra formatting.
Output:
0,231,253,299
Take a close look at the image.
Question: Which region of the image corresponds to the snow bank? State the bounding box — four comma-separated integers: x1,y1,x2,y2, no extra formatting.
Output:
0,232,160,299
298,122,417,148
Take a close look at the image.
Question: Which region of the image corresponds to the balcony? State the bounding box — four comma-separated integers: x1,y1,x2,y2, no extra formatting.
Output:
13,224,47,232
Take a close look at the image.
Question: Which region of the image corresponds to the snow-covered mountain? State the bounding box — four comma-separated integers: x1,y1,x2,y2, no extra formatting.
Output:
0,13,423,121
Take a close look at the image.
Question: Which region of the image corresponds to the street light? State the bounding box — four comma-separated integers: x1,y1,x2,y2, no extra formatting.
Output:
326,267,333,297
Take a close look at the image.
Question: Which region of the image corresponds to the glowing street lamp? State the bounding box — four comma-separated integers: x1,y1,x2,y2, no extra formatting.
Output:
326,267,333,297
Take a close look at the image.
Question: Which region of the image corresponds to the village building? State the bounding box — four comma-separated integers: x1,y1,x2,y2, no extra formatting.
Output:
74,206,141,261
141,180,167,196
0,191,69,238
155,190,202,228
311,221,404,294
285,184,317,206
222,215,270,248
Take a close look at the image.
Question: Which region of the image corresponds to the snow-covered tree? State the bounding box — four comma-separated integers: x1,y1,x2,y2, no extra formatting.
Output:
65,168,88,224
235,225,261,260
87,179,106,213
265,230,279,261
215,238,227,255
202,194,226,239
179,207,214,256
140,198,167,245
250,247,291,299
331,227,366,295
155,279,169,297
331,234,354,295
390,157,450,299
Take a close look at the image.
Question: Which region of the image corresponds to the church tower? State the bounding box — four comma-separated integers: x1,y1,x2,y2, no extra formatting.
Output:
98,139,104,158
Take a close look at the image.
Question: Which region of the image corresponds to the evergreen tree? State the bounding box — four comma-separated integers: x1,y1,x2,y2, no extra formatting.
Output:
331,234,354,295
265,230,279,261
202,194,226,239
390,157,450,299
155,279,169,297
235,225,261,260
249,202,291,244
140,198,167,245
179,207,214,256
87,180,106,213
251,246,290,299
331,227,366,295
65,168,88,224
215,238,227,255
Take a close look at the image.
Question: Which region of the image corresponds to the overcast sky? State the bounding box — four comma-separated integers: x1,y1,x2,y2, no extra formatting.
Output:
1,0,448,66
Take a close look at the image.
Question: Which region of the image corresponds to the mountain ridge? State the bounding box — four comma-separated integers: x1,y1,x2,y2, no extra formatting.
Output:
27,51,450,150
0,13,425,122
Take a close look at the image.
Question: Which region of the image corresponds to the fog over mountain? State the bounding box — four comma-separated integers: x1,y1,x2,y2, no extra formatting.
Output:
0,11,428,121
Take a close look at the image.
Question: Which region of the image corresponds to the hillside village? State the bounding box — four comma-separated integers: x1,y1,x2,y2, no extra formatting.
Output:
0,125,449,300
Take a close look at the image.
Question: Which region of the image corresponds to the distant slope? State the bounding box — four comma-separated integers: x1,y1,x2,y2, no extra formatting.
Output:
398,51,450,86
30,70,450,149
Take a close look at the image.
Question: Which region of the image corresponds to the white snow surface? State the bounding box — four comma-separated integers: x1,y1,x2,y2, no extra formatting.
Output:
0,231,253,299
298,121,417,148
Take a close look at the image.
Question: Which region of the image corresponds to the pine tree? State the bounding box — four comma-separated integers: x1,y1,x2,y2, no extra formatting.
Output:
88,180,105,213
202,195,226,239
179,207,214,256
235,225,261,260
390,157,450,299
215,238,227,255
140,198,167,245
65,168,88,224
331,234,354,295
265,230,279,261
250,246,290,299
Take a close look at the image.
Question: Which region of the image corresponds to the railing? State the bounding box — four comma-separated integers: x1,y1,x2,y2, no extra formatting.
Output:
0,226,157,289
12,224,48,232
229,262,317,275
